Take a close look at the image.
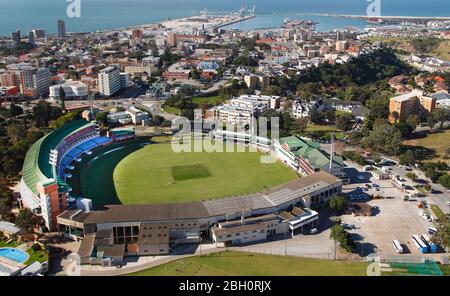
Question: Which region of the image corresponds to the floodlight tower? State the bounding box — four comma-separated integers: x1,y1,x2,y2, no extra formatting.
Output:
49,149,59,181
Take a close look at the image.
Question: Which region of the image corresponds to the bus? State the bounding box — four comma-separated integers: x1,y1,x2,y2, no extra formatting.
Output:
412,235,429,253
428,227,438,235
392,240,404,254
421,234,438,253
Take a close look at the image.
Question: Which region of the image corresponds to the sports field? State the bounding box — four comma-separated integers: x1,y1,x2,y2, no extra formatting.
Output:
127,251,369,276
113,138,297,204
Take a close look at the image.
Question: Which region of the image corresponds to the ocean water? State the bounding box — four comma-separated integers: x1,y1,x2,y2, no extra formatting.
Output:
0,0,449,36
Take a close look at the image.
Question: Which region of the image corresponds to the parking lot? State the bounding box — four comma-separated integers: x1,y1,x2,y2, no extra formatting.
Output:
341,161,437,259
341,197,433,258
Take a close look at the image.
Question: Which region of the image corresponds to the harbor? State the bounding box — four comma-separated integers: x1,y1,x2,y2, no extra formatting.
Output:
152,6,256,33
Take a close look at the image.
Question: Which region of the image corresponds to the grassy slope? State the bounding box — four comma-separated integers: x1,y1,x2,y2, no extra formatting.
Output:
363,36,450,61
193,95,226,105
113,141,297,204
128,251,369,276
430,40,450,61
404,130,450,163
306,124,341,132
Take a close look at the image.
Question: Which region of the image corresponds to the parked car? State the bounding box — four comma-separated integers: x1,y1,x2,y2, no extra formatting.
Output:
309,228,318,234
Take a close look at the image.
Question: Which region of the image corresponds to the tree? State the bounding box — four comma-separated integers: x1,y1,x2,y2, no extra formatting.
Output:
7,123,26,144
32,100,61,127
329,195,348,213
363,120,402,155
330,224,355,252
438,174,450,189
431,108,449,130
395,120,414,138
16,208,36,232
50,112,80,129
95,112,109,126
261,85,282,96
308,109,324,124
406,115,419,131
372,152,381,164
336,113,355,132
291,118,308,135
190,67,200,80
0,199,11,221
405,172,418,181
59,86,66,110
426,169,443,183
9,103,23,117
399,150,416,166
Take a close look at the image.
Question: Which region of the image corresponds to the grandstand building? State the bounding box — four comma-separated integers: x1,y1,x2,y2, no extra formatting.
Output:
107,129,136,142
57,171,342,265
273,135,346,178
20,119,113,230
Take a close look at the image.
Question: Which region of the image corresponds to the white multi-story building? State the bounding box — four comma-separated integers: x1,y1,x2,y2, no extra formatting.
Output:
49,80,88,101
99,65,121,96
8,65,50,97
205,95,280,125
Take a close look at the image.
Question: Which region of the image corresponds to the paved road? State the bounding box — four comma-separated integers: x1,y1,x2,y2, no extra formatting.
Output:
134,99,179,121
388,165,450,214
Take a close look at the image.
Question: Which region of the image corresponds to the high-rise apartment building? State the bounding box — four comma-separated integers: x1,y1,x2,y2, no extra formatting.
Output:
28,31,36,46
388,90,436,123
132,29,143,39
58,20,66,39
32,29,46,39
11,30,21,43
99,65,121,96
167,33,177,47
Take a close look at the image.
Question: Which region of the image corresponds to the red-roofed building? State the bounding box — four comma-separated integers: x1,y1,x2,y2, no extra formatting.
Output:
256,38,276,44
